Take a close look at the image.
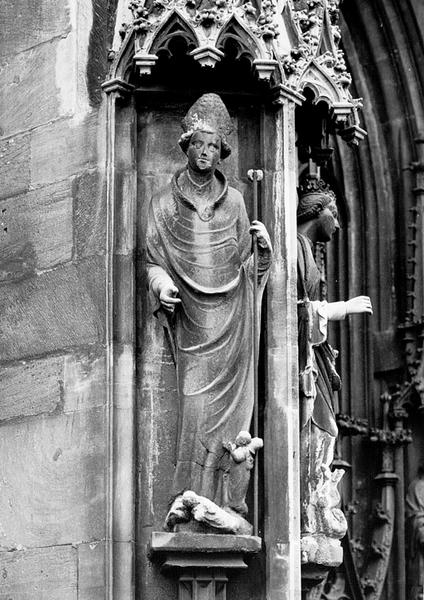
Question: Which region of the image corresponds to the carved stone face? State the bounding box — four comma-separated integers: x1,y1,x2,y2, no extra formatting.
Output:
186,130,221,174
316,202,340,243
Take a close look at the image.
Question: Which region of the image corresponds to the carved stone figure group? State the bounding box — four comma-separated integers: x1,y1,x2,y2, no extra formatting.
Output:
146,92,372,542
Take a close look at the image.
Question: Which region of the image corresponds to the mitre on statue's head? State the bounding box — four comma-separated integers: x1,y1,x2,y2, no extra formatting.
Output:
179,93,233,159
297,175,338,224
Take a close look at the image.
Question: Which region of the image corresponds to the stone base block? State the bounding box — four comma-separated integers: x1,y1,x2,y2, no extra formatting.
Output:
149,532,262,599
300,534,343,567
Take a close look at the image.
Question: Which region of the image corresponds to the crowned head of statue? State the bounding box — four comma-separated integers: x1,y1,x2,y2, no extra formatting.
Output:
297,175,340,243
179,93,233,177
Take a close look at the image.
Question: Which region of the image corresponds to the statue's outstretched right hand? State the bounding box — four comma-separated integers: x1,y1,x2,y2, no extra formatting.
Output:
159,284,181,313
345,295,373,315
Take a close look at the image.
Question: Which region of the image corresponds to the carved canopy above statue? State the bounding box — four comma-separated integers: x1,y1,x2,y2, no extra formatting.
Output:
108,0,365,139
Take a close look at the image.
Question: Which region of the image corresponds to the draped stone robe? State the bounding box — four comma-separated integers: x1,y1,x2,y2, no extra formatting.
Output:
146,169,270,505
297,233,342,538
297,232,339,438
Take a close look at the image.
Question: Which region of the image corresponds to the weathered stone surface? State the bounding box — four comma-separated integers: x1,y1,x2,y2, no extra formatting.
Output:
137,110,185,177
30,115,98,187
73,170,106,259
116,106,136,172
0,545,77,600
138,319,179,530
373,328,403,372
77,541,106,600
63,348,106,413
54,0,96,125
229,555,266,600
0,40,62,138
114,255,135,345
0,408,105,549
0,135,30,200
0,181,73,281
0,257,105,362
0,1,71,58
0,355,63,422
115,169,136,255
86,0,108,106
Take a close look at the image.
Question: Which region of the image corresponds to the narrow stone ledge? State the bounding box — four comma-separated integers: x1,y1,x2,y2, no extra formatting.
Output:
150,532,262,554
149,532,262,570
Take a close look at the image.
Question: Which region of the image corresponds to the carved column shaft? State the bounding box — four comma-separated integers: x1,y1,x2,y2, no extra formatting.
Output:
102,80,137,600
262,93,302,600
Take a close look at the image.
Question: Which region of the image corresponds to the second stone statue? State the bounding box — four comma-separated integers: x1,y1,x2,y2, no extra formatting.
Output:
146,93,272,534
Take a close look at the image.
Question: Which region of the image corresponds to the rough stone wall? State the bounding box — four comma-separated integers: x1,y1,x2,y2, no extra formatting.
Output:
0,1,110,597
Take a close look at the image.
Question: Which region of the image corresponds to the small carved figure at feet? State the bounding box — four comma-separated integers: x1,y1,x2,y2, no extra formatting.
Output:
222,431,263,516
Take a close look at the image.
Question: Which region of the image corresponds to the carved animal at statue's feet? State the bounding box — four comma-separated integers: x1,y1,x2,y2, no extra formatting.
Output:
164,491,253,535
164,495,191,530
315,466,347,538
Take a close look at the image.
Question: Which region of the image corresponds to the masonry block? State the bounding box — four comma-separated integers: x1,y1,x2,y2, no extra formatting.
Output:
0,0,71,58
30,114,98,187
77,541,106,600
0,180,73,281
73,170,106,259
0,39,63,138
0,257,106,362
0,545,77,600
0,354,63,422
0,407,105,549
0,135,30,200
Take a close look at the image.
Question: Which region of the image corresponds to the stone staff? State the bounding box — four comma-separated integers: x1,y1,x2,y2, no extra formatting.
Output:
248,167,264,537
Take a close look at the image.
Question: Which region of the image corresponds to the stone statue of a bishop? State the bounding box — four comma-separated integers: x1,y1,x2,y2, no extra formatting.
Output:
146,93,272,531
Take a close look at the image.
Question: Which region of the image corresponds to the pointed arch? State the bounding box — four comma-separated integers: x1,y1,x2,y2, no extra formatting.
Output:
297,59,349,106
147,9,199,56
216,14,267,62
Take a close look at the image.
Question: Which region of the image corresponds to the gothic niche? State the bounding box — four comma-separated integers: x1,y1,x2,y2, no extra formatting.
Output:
133,27,273,600
146,92,271,536
295,91,372,594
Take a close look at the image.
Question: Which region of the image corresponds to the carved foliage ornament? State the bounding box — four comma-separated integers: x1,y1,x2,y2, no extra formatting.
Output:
109,0,366,131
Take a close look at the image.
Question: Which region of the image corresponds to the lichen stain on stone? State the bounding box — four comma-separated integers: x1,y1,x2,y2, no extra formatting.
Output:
52,448,63,462
63,350,106,413
55,0,93,124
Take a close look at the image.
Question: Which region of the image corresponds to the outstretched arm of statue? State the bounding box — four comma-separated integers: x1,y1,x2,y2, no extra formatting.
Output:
325,296,373,321
147,265,181,314
308,296,372,347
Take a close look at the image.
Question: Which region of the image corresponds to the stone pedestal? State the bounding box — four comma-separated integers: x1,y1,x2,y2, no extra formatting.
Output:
149,532,261,599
